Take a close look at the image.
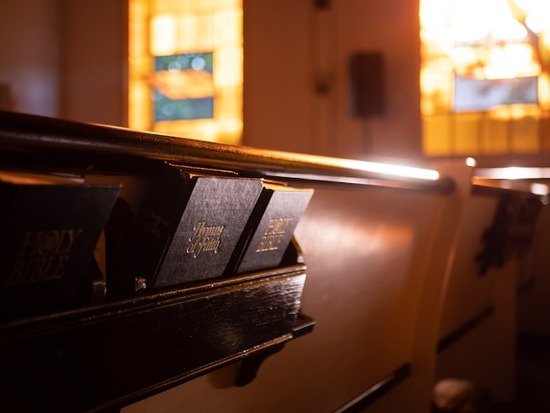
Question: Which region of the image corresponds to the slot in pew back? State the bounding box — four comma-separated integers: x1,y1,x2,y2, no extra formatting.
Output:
125,169,467,413
0,111,485,413
434,168,544,404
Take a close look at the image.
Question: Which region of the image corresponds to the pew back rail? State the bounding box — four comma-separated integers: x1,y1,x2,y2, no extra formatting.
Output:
0,111,456,412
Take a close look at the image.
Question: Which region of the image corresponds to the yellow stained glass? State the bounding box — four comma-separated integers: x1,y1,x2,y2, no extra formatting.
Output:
420,0,550,156
129,0,243,145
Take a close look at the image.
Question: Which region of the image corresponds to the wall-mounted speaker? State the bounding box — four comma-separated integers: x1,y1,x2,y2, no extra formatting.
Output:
349,52,385,118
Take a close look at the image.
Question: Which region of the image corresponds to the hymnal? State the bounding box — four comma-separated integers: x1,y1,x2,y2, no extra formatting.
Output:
228,182,313,274
132,163,265,288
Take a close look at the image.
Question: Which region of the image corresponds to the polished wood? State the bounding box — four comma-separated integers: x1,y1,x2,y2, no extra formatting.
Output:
0,265,306,412
334,364,411,413
0,111,325,412
0,110,453,193
0,110,460,412
437,305,495,353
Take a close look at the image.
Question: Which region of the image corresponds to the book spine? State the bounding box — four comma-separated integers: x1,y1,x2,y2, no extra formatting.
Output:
132,164,194,289
153,177,264,287
0,184,119,319
235,188,313,274
224,189,274,276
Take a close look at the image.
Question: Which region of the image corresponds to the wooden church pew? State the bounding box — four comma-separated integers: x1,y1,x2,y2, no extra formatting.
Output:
5,111,533,412
124,164,467,413
432,165,544,406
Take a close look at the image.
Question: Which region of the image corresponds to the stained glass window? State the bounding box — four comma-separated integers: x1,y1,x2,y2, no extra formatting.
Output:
129,0,242,145
421,0,550,155
153,52,214,121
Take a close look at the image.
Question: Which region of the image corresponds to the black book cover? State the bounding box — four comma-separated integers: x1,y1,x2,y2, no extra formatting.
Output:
84,168,161,298
0,183,119,319
228,183,314,275
133,164,264,288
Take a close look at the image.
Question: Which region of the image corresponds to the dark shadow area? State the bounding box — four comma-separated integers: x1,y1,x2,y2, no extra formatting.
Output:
493,334,550,413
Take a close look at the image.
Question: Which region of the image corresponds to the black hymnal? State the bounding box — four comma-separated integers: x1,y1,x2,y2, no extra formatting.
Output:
228,183,313,274
0,179,119,319
133,164,264,288
85,170,157,298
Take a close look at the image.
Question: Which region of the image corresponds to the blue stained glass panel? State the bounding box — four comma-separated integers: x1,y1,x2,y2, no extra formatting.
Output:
152,52,214,121
454,76,538,112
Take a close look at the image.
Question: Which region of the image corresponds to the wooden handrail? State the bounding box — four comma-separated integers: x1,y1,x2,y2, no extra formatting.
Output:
0,110,454,193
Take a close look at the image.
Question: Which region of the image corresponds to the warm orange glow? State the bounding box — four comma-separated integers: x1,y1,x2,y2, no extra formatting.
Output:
128,0,151,131
129,0,243,145
151,70,215,99
422,0,540,80
421,0,550,156
272,155,440,181
150,14,177,56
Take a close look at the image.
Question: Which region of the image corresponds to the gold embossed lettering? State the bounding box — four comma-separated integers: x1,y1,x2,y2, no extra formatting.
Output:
186,221,224,258
7,228,83,285
256,218,293,253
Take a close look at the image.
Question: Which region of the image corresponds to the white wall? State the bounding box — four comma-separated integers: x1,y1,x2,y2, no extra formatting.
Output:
0,0,61,117
243,0,422,160
0,0,127,126
60,0,127,126
0,0,422,159
242,1,314,154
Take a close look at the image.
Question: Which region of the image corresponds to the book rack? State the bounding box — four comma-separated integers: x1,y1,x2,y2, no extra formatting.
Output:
0,111,316,412
0,260,309,412
0,110,455,412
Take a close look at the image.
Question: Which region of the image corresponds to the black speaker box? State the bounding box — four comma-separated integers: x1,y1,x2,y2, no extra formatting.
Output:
349,52,385,117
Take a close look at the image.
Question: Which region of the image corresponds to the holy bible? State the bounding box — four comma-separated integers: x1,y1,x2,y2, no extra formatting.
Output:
0,177,119,319
131,163,265,288
227,182,314,275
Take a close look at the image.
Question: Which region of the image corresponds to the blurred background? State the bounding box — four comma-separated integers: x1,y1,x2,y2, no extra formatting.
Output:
0,0,549,161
